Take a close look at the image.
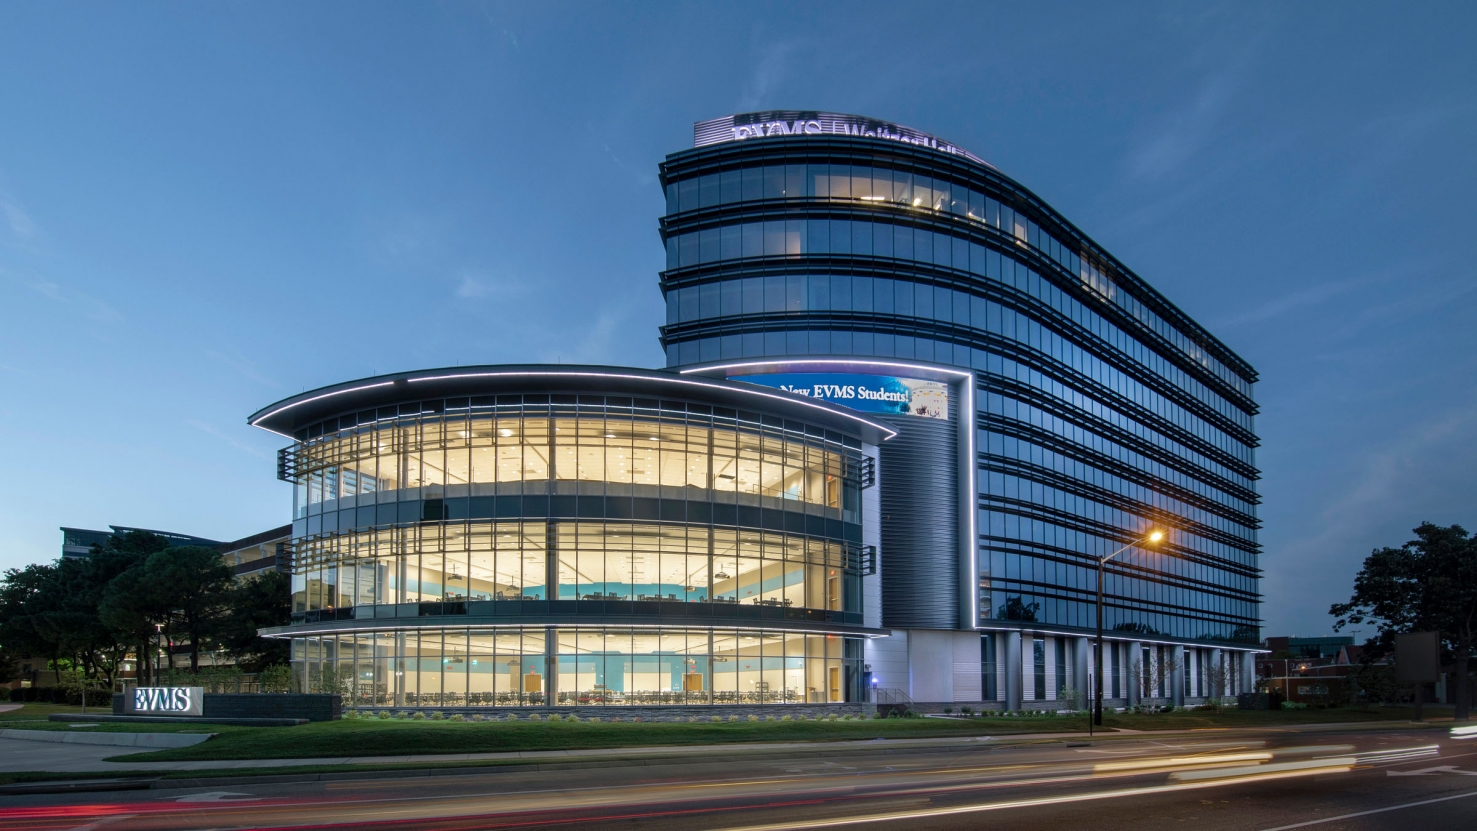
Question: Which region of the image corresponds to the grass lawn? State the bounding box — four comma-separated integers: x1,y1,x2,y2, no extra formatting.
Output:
109,706,1422,764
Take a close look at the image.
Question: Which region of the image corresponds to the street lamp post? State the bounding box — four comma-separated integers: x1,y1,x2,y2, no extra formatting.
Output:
154,622,163,685
1094,531,1164,730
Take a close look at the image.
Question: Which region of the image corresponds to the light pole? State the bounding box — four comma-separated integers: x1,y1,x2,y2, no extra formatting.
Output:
1094,530,1164,730
154,622,163,684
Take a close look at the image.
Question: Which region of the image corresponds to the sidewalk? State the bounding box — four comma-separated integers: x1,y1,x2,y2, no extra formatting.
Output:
0,719,1436,776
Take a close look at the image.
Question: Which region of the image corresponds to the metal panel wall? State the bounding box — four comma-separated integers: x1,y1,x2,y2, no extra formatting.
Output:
877,393,959,629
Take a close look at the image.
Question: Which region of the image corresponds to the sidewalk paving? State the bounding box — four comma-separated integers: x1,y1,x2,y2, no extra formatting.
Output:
0,719,1437,775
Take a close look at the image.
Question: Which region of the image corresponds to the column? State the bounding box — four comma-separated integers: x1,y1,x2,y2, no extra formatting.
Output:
1171,644,1186,706
1081,637,1092,708
1209,648,1223,700
1128,641,1143,707
1005,630,1023,711
1240,652,1255,695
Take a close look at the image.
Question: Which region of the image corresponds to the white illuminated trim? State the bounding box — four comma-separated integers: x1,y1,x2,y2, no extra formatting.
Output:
965,375,978,628
405,371,897,440
684,359,972,378
249,381,397,427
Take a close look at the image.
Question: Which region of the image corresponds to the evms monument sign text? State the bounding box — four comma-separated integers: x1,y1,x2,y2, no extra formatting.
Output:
125,686,204,716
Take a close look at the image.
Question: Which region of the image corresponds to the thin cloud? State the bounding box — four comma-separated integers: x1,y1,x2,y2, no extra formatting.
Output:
1216,261,1428,328
1122,44,1261,182
0,197,36,240
24,278,122,322
187,419,272,459
206,350,282,389
455,271,527,300
735,40,798,112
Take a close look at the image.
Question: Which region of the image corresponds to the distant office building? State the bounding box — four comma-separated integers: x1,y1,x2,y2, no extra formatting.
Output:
60,526,222,560
219,525,293,580
1263,636,1352,660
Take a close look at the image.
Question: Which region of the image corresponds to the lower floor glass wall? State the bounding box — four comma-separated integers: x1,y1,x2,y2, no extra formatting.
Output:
292,627,863,707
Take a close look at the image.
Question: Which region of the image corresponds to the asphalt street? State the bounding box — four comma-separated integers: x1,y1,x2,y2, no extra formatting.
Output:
0,724,1474,830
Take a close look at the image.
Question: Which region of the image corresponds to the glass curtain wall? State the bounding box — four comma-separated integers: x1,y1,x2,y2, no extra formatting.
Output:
291,411,851,520
660,145,1262,646
665,162,1250,397
296,628,858,707
291,522,855,615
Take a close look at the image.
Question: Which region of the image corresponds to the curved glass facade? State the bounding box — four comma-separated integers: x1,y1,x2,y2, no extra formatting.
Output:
297,627,855,708
253,369,885,707
660,116,1261,647
292,521,856,614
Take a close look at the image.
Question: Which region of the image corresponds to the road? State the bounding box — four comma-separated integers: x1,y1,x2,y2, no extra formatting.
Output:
1,725,1474,830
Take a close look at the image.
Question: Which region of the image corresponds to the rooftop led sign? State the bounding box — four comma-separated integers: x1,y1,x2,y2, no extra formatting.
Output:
694,111,989,167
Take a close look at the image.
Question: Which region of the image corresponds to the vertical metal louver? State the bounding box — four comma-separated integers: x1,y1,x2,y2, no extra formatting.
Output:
877,394,960,629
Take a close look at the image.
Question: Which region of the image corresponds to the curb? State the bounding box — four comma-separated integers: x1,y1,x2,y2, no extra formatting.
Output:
0,729,213,748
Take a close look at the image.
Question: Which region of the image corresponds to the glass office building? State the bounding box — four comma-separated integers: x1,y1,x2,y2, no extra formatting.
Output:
250,366,890,708
660,112,1261,707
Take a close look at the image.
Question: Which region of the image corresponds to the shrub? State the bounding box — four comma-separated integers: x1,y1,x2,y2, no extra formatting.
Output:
828,713,839,721
610,717,622,723
712,715,723,722
504,713,519,721
430,711,446,720
1281,701,1308,710
586,716,600,723
780,714,793,722
449,714,466,722
943,707,954,714
548,714,563,722
633,716,644,722
376,710,390,719
0,688,9,702
411,711,427,720
258,664,294,694
748,714,759,722
727,715,739,722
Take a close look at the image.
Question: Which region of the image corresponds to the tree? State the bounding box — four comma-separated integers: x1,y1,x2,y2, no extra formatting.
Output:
1331,522,1477,720
1204,656,1235,711
0,563,66,681
89,532,171,685
215,570,292,672
140,546,235,673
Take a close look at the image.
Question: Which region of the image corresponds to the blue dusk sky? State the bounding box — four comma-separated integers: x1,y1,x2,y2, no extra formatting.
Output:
1,3,1473,638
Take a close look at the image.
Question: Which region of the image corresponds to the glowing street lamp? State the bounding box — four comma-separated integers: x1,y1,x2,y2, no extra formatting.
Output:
1093,530,1164,732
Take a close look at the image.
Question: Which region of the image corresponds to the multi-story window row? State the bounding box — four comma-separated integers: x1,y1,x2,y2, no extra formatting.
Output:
662,162,1256,408
662,231,1255,438
665,274,1255,465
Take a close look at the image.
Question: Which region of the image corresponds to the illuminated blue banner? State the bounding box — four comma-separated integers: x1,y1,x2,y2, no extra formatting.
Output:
730,373,949,420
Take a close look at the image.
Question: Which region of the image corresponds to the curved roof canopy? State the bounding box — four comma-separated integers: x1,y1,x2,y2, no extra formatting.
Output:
248,364,897,443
